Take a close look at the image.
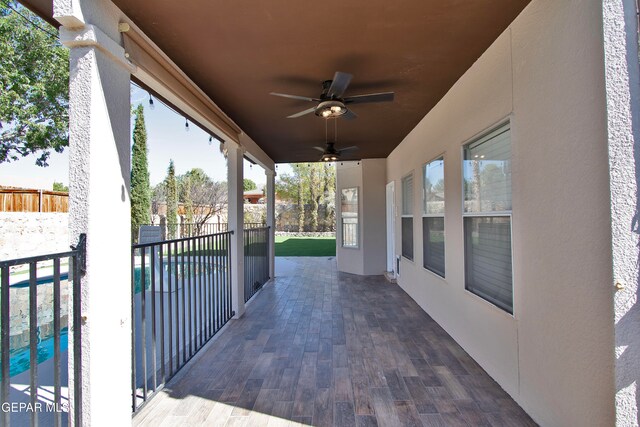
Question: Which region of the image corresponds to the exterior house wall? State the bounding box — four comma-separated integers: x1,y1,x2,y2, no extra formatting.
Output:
336,159,387,275
336,161,364,275
361,159,387,275
386,1,615,426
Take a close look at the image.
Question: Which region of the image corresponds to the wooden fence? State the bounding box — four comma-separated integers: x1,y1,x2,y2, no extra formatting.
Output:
0,188,69,212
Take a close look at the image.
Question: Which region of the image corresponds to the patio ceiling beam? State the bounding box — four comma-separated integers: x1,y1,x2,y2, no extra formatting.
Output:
121,26,241,143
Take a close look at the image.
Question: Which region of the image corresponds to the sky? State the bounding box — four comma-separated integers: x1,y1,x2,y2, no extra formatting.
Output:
0,84,292,190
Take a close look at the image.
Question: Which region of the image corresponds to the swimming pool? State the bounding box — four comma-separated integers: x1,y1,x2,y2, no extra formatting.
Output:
3,328,68,379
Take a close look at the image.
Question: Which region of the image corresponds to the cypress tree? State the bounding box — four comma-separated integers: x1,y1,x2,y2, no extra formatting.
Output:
309,165,319,231
131,104,151,242
297,174,304,232
166,160,178,239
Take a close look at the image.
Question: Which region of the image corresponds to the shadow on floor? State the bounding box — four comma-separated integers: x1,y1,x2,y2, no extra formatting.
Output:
133,257,536,426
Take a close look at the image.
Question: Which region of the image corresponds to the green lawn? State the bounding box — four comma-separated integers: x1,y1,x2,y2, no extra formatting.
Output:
275,236,336,257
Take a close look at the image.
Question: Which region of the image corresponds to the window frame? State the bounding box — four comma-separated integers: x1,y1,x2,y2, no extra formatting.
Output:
401,172,415,261
461,121,514,314
422,155,446,278
340,187,359,249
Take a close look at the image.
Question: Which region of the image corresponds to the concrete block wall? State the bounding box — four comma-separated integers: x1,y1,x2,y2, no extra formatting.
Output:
0,213,69,260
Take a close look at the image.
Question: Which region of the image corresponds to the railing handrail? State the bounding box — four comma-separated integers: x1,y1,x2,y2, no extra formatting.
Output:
0,249,79,267
243,225,270,232
132,230,234,249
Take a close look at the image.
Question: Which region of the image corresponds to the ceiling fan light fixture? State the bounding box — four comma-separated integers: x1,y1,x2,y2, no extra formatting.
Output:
320,153,339,162
315,100,347,118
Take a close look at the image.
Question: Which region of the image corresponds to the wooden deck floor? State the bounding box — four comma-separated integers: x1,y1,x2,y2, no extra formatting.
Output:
133,257,536,427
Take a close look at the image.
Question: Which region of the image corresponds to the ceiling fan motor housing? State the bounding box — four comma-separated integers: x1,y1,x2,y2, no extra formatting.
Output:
321,80,333,98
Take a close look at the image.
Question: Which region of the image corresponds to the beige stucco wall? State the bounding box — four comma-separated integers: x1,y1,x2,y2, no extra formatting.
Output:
336,159,387,275
336,161,364,275
386,1,615,426
361,159,387,275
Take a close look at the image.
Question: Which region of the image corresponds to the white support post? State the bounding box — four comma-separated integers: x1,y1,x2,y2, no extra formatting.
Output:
265,169,276,279
603,1,640,425
55,0,135,424
227,141,245,317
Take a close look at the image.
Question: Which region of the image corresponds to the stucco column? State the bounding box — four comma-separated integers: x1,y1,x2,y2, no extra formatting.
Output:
55,0,135,425
265,169,276,279
227,141,245,317
603,0,640,425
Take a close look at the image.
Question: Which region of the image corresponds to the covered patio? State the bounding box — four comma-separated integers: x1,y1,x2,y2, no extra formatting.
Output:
8,0,639,425
132,257,534,426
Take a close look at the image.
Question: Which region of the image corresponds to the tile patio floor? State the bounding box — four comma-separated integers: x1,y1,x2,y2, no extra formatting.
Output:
133,257,536,427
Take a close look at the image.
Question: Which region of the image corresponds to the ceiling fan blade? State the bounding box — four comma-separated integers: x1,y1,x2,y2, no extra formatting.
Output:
338,146,359,153
287,107,317,118
313,146,326,152
343,92,395,104
342,109,357,120
270,92,317,102
327,72,353,98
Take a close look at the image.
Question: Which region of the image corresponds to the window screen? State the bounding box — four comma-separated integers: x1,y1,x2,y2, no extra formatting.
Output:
463,123,513,313
401,174,414,260
463,124,511,213
423,158,444,215
464,217,512,313
341,187,358,248
402,174,414,215
423,217,445,277
402,217,413,261
423,157,445,277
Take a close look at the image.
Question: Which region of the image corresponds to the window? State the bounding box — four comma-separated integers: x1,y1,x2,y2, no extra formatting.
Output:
423,157,445,277
401,173,414,260
463,123,513,313
341,187,359,248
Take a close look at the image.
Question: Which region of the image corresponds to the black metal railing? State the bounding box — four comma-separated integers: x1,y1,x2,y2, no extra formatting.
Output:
131,231,234,413
179,223,265,239
244,227,270,303
0,234,85,427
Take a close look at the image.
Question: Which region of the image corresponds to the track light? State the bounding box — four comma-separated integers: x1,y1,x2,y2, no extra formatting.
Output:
185,119,189,132
148,95,155,110
209,135,213,145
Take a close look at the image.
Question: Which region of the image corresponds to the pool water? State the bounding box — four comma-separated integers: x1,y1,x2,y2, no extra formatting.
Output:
133,262,217,294
3,328,68,379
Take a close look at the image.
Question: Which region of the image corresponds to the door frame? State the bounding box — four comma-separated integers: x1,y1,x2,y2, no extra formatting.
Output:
386,181,396,276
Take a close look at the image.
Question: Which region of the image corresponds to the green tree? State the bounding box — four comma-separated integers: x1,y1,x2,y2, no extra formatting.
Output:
0,3,69,166
150,182,166,226
309,165,319,231
177,168,227,232
243,178,257,191
321,162,336,231
130,105,151,240
52,181,68,192
183,175,194,225
165,160,178,239
275,162,336,232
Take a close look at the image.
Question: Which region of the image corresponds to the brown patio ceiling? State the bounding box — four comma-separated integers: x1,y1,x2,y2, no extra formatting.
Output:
25,0,530,163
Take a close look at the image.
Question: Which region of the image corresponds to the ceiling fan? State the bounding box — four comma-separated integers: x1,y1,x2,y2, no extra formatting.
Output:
270,71,394,119
313,143,359,162
312,116,358,162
